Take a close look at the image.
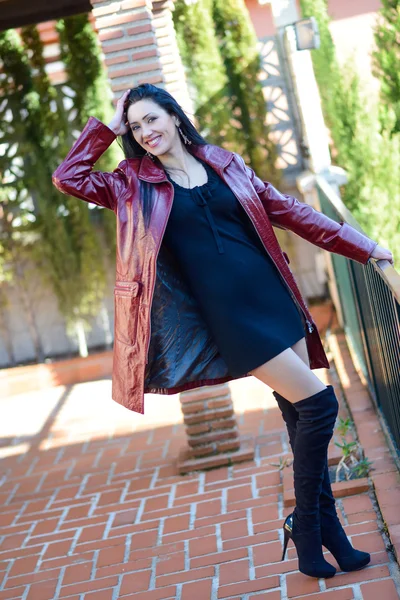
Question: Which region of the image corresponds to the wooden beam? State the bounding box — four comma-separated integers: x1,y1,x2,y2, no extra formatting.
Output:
0,0,92,31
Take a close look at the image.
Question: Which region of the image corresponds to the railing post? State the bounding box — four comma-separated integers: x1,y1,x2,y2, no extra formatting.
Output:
177,383,255,475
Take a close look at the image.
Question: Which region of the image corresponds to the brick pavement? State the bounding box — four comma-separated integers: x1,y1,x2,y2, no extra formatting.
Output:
0,371,399,599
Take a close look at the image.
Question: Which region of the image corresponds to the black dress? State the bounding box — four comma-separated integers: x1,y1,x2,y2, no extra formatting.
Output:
162,160,305,378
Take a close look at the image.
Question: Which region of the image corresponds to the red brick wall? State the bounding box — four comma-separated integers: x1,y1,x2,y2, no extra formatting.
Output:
92,0,192,111
1,351,113,397
244,0,275,38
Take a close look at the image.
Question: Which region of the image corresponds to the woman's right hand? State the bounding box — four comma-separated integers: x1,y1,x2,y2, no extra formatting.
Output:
370,243,394,265
107,89,130,136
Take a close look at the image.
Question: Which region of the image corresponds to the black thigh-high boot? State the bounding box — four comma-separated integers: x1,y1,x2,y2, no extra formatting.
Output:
280,385,339,578
274,388,370,572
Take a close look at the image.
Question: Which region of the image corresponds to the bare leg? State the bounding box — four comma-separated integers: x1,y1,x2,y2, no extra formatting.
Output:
290,336,310,366
249,339,326,403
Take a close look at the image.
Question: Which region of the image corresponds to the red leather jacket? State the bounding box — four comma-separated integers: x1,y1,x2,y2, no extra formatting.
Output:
53,117,377,414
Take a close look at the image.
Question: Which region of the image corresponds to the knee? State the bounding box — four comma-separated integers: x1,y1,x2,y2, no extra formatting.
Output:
294,384,339,420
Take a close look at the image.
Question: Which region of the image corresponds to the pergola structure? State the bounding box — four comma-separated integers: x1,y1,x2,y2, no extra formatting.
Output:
0,0,91,31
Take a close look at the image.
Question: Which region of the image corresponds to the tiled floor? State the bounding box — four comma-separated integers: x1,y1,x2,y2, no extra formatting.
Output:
0,369,399,599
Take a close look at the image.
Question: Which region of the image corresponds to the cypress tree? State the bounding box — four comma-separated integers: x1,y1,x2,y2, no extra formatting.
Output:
299,0,356,164
173,0,235,147
57,14,120,260
0,27,108,351
0,194,23,366
174,0,278,183
372,0,400,133
0,29,66,359
299,0,400,267
212,0,278,183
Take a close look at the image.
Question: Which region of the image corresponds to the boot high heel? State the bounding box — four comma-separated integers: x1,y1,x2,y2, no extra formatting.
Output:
281,512,336,579
281,514,293,561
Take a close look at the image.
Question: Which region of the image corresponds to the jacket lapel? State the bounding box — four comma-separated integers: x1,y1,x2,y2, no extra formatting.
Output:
138,155,167,182
191,144,234,175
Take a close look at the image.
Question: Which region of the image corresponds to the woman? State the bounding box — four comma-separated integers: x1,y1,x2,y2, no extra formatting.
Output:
53,84,393,579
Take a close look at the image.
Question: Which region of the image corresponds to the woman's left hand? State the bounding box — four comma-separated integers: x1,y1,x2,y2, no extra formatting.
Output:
370,244,394,265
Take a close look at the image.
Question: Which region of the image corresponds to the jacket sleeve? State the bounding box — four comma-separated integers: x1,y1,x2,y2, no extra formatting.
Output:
245,165,378,265
52,117,128,212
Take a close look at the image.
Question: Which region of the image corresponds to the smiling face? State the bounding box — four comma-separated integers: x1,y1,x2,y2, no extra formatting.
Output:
126,98,182,157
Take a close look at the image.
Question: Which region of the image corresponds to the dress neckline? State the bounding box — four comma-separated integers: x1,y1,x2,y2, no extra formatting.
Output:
166,161,218,193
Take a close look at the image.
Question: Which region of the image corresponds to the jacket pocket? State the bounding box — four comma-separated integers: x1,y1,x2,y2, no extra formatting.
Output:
114,281,141,346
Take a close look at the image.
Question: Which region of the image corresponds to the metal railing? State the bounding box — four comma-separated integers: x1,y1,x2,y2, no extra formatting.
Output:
316,176,400,458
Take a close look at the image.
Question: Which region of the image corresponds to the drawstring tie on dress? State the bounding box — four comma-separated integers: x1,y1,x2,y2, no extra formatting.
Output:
190,186,225,254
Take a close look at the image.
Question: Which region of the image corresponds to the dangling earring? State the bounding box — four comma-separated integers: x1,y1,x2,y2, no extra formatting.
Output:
178,125,192,146
145,151,154,161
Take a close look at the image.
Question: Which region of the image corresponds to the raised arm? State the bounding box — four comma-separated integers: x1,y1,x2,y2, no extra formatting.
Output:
245,165,378,265
52,90,130,211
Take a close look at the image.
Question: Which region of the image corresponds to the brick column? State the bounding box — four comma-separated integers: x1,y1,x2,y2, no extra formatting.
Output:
177,383,255,474
92,0,164,96
92,0,193,113
151,0,194,113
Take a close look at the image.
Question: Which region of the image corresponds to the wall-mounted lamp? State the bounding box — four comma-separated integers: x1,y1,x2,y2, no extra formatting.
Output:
293,17,320,51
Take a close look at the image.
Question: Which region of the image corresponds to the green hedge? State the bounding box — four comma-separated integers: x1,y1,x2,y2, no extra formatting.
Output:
373,0,400,134
300,0,400,267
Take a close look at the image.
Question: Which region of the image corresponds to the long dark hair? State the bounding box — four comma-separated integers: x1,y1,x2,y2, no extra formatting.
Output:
120,84,208,229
